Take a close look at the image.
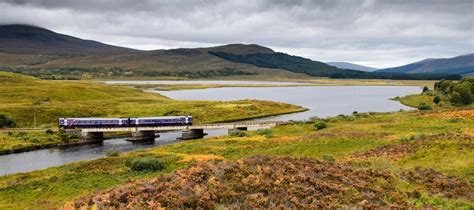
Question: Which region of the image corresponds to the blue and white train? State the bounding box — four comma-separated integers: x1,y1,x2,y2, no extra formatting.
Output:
58,116,192,129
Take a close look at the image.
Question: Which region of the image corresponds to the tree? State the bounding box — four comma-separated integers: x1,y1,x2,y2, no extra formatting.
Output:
452,83,472,105
0,114,16,128
433,96,441,104
450,92,462,104
418,103,432,110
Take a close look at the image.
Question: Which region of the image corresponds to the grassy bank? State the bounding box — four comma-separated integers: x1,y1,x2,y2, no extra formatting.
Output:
0,72,305,128
0,131,79,155
117,78,432,91
396,90,474,110
0,107,472,208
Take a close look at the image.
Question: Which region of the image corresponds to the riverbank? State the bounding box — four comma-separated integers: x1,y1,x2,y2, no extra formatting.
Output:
1,104,472,209
111,78,433,91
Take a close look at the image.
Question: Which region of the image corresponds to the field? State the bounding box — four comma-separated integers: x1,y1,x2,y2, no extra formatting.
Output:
0,71,305,128
0,102,472,208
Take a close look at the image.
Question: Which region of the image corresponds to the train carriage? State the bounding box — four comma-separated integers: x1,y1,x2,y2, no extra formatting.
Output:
59,116,192,129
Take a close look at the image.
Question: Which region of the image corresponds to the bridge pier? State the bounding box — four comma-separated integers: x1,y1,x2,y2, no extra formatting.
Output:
128,131,157,142
80,131,104,142
181,129,207,140
228,127,248,135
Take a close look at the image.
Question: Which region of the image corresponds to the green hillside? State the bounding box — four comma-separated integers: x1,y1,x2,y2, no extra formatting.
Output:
0,72,305,127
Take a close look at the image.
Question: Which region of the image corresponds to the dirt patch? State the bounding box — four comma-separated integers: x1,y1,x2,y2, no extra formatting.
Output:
350,133,472,161
72,155,408,209
401,167,472,199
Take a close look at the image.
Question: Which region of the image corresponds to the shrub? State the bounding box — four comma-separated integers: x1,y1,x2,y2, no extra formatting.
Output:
417,103,432,110
422,86,429,92
433,96,441,104
447,118,462,123
452,83,472,105
57,129,78,143
45,129,55,135
230,130,247,137
106,150,120,157
314,121,327,130
0,114,16,128
256,129,273,137
126,157,165,172
322,155,335,162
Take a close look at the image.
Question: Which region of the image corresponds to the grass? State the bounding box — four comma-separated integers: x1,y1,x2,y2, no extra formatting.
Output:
0,71,306,128
0,103,472,208
396,90,474,110
0,131,79,154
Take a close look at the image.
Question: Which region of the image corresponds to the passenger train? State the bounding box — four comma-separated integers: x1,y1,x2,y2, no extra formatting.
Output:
59,116,193,129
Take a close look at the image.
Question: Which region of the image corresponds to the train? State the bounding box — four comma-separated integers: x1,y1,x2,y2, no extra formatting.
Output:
58,116,193,129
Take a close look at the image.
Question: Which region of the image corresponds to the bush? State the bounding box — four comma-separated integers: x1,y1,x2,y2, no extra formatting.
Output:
422,86,429,92
126,157,165,172
452,83,472,105
433,96,441,104
256,129,273,137
57,129,78,143
417,103,432,110
314,121,327,130
447,118,462,123
0,114,16,128
230,130,248,137
106,149,120,157
45,129,55,135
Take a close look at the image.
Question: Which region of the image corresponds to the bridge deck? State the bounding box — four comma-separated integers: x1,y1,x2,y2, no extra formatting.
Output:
80,121,281,133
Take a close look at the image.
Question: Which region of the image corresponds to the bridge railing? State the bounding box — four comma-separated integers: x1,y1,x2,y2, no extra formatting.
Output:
79,121,283,132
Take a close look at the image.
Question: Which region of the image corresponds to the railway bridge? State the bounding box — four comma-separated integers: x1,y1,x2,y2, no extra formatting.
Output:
77,121,282,141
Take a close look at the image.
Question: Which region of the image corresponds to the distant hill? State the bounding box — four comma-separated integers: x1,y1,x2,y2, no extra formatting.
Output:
377,54,474,75
326,62,377,72
0,24,132,54
0,24,463,80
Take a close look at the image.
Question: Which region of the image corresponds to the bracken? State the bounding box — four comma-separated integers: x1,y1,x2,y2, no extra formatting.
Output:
73,155,409,209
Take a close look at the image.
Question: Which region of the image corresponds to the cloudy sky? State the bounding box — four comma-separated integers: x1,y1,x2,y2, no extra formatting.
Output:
1,0,473,68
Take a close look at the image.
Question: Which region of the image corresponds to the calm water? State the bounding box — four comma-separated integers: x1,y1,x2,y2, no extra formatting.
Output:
0,83,420,175
105,80,311,85
152,86,420,121
0,129,228,175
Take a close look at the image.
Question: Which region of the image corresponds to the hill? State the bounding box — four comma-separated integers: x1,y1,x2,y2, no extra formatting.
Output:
0,24,463,80
0,24,132,54
0,25,310,79
326,62,377,71
377,53,474,75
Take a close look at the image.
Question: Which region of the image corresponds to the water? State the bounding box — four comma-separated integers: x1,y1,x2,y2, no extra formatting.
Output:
0,129,228,175
152,86,420,121
0,83,420,175
105,80,311,85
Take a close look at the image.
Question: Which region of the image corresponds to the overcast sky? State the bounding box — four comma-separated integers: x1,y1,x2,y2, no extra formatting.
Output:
1,0,473,68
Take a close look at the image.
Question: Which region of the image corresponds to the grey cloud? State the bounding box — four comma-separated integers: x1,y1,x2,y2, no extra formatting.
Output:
0,0,473,68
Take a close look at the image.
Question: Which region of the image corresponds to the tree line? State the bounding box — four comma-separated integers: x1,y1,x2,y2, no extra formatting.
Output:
434,78,473,105
209,51,462,80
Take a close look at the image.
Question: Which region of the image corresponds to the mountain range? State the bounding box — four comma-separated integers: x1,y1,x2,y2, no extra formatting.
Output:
0,24,469,80
326,62,377,72
377,54,474,75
